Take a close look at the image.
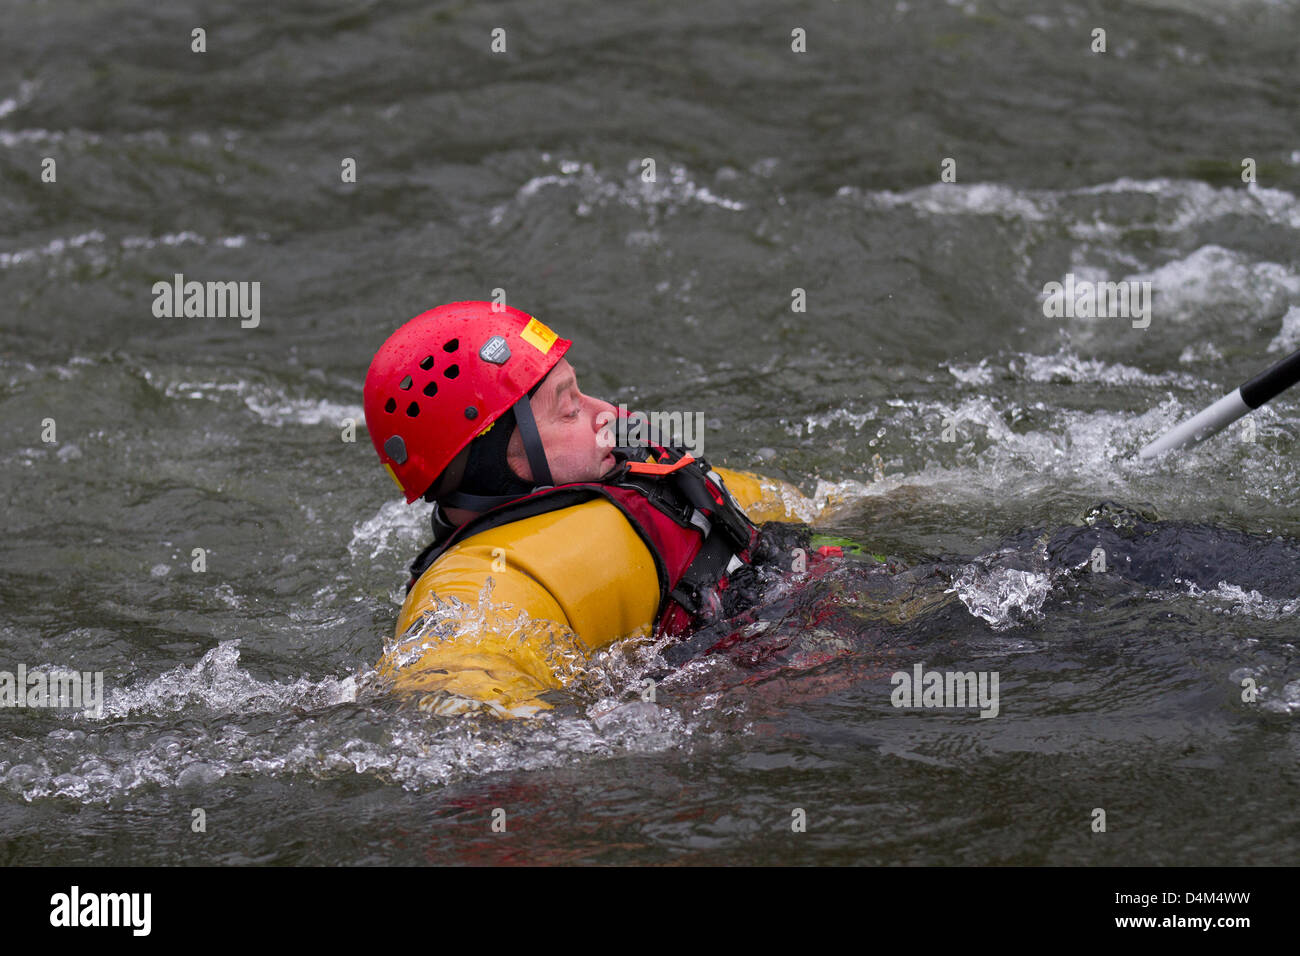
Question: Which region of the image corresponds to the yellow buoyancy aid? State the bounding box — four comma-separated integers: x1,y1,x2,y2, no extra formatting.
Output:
376,468,817,717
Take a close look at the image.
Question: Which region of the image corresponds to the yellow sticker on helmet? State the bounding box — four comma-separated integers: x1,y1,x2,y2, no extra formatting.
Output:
519,318,558,354
383,461,404,491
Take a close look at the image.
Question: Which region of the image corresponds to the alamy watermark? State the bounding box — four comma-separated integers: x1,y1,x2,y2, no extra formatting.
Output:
1042,273,1151,329
152,272,260,328
597,404,706,458
890,662,1000,718
0,665,103,717
50,886,150,936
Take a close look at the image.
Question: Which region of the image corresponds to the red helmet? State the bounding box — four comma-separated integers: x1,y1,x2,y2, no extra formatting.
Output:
363,302,571,503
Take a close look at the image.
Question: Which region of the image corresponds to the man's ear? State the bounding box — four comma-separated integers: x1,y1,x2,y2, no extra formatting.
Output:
504,427,531,482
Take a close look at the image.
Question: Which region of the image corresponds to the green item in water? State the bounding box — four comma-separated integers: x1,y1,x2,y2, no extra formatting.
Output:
808,533,888,564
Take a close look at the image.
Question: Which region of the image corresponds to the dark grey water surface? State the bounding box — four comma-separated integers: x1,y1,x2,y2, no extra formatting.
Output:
3,0,1299,865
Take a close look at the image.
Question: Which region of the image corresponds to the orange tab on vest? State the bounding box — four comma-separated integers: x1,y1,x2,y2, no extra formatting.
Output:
625,455,696,476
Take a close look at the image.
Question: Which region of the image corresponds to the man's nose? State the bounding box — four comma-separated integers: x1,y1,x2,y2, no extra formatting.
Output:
591,398,621,443
591,396,619,424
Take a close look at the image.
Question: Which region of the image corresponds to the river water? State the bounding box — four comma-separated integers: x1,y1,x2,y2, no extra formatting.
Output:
2,0,1298,865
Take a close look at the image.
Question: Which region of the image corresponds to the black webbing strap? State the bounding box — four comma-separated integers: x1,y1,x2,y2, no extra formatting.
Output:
511,393,553,488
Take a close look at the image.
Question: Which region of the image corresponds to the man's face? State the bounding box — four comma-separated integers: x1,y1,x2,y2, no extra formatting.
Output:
506,359,620,485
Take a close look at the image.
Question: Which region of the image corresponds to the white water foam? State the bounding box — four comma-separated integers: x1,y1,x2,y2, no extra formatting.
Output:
0,230,254,269
1228,667,1300,716
490,157,746,228
1129,245,1300,324
0,636,718,803
99,641,358,719
134,367,363,428
0,80,37,119
1267,305,1300,353
348,499,428,563
1172,580,1300,620
946,563,1055,630
836,177,1300,236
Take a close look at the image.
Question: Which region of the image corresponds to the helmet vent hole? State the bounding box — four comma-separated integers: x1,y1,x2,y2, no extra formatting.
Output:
399,375,412,390
418,356,435,371
384,398,396,413
406,402,420,417
422,381,438,397
443,339,459,353
444,364,460,379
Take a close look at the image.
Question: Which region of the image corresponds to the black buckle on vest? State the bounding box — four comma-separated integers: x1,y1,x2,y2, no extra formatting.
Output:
671,531,735,620
667,462,754,554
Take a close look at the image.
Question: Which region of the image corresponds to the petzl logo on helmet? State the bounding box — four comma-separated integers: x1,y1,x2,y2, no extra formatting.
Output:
479,335,511,365
519,318,558,354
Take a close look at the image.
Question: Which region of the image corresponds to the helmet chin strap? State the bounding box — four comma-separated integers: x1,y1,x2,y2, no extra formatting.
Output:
509,392,554,488
438,393,553,514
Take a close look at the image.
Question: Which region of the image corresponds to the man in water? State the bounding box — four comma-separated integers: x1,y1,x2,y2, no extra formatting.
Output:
365,303,1300,719
363,301,818,716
